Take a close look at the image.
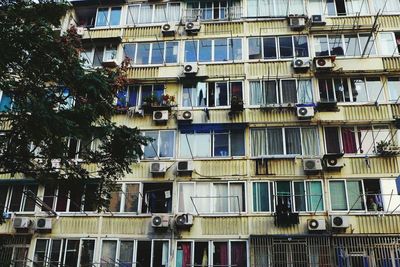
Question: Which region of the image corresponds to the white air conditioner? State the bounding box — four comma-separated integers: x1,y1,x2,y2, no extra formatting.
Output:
311,15,326,25
303,158,323,172
13,218,32,229
314,57,334,70
307,219,326,231
36,218,52,230
297,106,314,119
331,216,350,228
177,110,193,121
292,58,311,70
161,23,177,36
288,16,306,30
324,157,344,170
177,161,194,173
151,214,170,228
183,64,198,75
185,21,201,33
175,214,194,228
153,110,169,122
150,162,167,174
76,27,85,36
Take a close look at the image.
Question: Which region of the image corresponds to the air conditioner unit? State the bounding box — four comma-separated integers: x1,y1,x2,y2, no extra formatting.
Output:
175,214,194,228
51,159,61,169
303,158,323,172
311,15,326,25
297,106,314,119
101,59,118,68
177,161,194,173
331,216,350,228
161,23,177,36
183,64,198,75
177,110,193,122
314,56,334,71
324,157,344,170
292,58,311,70
36,218,52,230
307,219,326,231
150,162,167,174
76,27,85,36
13,218,32,229
185,21,201,33
151,214,170,228
153,110,169,122
288,16,306,30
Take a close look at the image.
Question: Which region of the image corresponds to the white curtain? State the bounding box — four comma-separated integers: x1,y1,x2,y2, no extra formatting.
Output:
250,81,263,105
308,0,323,15
346,0,370,15
196,183,210,213
298,80,313,104
140,5,153,23
379,33,398,56
230,183,244,212
289,0,304,14
276,0,289,16
167,3,181,21
251,129,266,156
267,128,283,155
214,184,228,212
126,5,139,25
285,128,301,155
179,133,194,159
178,183,195,213
302,128,319,155
374,0,400,13
154,4,167,23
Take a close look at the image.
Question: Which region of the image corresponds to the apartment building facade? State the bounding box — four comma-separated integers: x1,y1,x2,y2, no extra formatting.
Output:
1,0,400,266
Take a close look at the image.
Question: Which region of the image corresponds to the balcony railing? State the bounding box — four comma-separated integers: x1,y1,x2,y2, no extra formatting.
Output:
183,6,243,22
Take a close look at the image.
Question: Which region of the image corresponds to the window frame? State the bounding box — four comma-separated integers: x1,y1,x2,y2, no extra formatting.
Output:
251,181,274,213
95,6,122,27
1,184,39,213
80,45,119,68
124,41,179,66
126,2,181,25
328,179,370,212
142,130,176,159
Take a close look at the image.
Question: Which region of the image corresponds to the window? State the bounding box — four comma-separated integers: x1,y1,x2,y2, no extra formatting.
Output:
126,3,180,24
137,240,170,267
388,77,400,101
324,125,391,154
115,85,139,108
0,90,12,112
184,38,242,62
321,0,370,16
250,127,320,157
182,81,243,108
248,36,309,60
186,1,242,21
176,240,247,267
34,239,95,266
253,181,273,212
329,179,383,212
249,79,313,105
379,32,400,56
1,184,38,212
373,0,400,14
81,45,118,68
318,77,385,103
143,130,175,159
247,0,304,17
139,84,165,105
178,182,245,214
314,34,376,57
275,180,324,213
100,240,135,267
95,7,121,27
108,182,172,214
124,42,179,65
179,129,245,158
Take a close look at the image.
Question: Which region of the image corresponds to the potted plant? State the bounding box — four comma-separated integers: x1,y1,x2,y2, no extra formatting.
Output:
376,140,400,156
230,95,244,112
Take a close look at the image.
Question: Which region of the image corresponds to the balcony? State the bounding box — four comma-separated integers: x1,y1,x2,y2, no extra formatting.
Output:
183,6,242,22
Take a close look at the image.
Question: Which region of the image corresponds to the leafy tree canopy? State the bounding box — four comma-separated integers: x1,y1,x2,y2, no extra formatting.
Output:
0,0,149,221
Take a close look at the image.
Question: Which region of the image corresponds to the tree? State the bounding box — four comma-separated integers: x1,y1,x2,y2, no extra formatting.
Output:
0,0,149,222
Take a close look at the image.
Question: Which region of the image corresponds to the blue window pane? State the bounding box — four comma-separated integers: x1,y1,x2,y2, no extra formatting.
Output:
136,43,150,64
0,93,12,112
165,42,178,63
116,90,127,107
124,44,136,62
228,39,242,60
151,42,164,64
263,38,277,59
154,85,164,103
110,7,121,26
141,86,152,105
214,39,228,61
294,36,309,57
96,8,108,27
127,86,138,107
279,37,293,58
185,41,198,62
199,39,212,62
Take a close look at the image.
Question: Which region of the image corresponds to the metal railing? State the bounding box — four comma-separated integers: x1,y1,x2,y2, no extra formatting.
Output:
183,6,242,22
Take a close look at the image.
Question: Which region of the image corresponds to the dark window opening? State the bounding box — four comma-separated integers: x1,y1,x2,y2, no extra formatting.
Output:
136,241,151,267
325,127,341,154
335,0,346,15
364,179,383,211
194,242,208,266
75,7,97,28
141,183,172,213
395,32,400,53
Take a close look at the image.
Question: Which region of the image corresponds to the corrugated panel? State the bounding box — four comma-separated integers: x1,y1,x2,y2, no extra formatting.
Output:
101,217,149,235
82,28,122,39
392,104,400,117
249,216,308,235
247,62,291,78
0,174,24,179
201,217,249,235
0,120,11,130
246,109,297,124
112,114,177,128
206,63,245,78
377,15,400,30
329,16,372,27
123,27,160,39
52,217,98,234
126,67,159,79
344,105,391,121
383,57,400,71
193,159,247,178
129,161,175,180
246,20,289,35
207,109,245,123
204,21,244,35
350,157,399,174
0,220,13,234
356,215,400,233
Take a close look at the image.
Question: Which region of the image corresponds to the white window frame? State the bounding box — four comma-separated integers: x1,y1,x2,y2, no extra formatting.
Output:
99,239,137,266
328,179,369,212
2,184,38,213
142,130,176,159
126,2,181,25
95,6,122,27
251,181,273,213
125,41,179,66
80,45,119,68
185,38,243,63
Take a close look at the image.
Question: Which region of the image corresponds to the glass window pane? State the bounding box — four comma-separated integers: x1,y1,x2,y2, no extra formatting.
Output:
334,78,351,102
366,77,384,102
231,242,247,267
108,185,122,212
159,131,174,158
213,242,229,266
214,184,228,212
263,37,277,59
9,185,23,212
151,42,164,64
93,47,104,67
281,80,297,103
80,240,95,267
347,181,364,210
294,182,306,211
196,133,211,157
228,38,242,60
214,131,229,157
101,241,117,267
119,241,134,265
0,186,9,212
214,39,228,61
124,184,139,212
388,77,400,101
136,43,150,64
165,42,178,63
265,81,278,104
267,128,283,155
350,78,368,102
199,39,212,62
231,130,245,156
379,33,398,56
359,34,376,56
179,133,194,158
96,8,108,27
285,128,301,155
144,131,158,158
153,241,169,267
342,127,357,153
279,37,293,58
344,35,361,56
249,38,262,59
139,5,153,23
178,183,195,213
109,7,121,26
315,36,330,56
330,181,347,210
185,41,198,62
325,127,341,154
253,182,270,212
24,185,38,211
251,129,266,157
294,36,309,57
302,128,319,155
298,80,313,104
276,181,291,211
34,239,48,266
167,3,181,21
307,181,324,211
230,183,244,212
215,82,228,106
65,240,79,266
357,127,373,154
154,4,167,23
126,5,139,25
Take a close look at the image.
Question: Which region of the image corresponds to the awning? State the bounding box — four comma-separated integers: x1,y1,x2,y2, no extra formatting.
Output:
179,123,247,133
